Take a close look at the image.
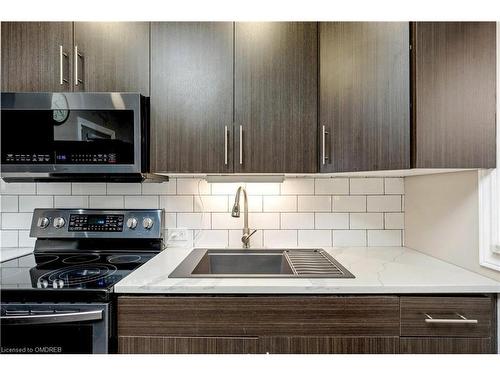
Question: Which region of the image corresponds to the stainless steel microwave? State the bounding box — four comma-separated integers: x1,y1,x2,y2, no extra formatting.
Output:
1,92,153,182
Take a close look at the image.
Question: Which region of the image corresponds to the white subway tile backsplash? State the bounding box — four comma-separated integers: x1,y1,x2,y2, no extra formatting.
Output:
263,196,296,212
245,183,280,195
55,196,89,208
212,213,243,229
89,196,124,209
350,213,384,229
332,196,366,212
263,230,297,248
298,230,332,247
281,213,314,229
193,230,228,247
177,178,210,195
1,181,36,195
229,230,263,248
177,213,211,229
195,195,228,212
384,178,404,194
314,178,349,195
106,183,141,195
385,213,404,229
315,213,349,229
1,230,18,247
367,196,401,212
211,183,242,195
164,213,177,228
124,196,158,209
1,196,18,212
1,213,32,230
19,196,53,212
350,178,384,195
281,179,314,195
249,213,280,229
367,230,402,246
160,196,193,212
1,177,404,249
333,230,367,247
71,183,106,195
142,180,176,195
18,230,35,247
298,196,331,212
37,183,71,195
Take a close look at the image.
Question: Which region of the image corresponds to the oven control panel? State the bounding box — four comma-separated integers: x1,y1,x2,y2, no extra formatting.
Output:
68,214,124,232
30,209,163,239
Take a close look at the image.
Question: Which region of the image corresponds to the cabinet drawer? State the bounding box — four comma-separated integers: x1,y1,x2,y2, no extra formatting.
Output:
118,296,400,337
400,296,493,338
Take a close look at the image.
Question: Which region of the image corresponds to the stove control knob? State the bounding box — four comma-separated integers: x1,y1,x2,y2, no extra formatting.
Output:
53,217,65,229
142,217,154,230
127,217,138,229
38,279,49,288
37,217,50,229
53,280,64,289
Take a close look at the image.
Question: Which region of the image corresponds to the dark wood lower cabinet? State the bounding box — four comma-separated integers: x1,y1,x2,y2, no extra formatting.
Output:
119,336,259,354
117,295,496,354
261,337,399,354
400,338,492,354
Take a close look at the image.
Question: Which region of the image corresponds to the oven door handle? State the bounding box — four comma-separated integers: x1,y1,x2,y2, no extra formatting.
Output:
1,310,103,325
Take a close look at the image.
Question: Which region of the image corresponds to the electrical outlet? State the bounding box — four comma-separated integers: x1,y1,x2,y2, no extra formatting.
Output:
166,228,191,246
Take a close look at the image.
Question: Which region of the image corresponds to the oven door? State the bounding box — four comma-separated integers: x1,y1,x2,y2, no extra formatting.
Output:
1,92,145,177
0,303,110,354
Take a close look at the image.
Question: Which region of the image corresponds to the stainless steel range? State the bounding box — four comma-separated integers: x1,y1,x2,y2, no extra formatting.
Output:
0,208,163,354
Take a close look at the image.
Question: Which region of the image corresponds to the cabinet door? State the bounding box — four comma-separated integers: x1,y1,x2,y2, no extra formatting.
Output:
150,22,233,173
234,22,318,173
413,22,496,168
261,336,399,354
1,22,73,92
73,22,149,94
119,336,258,354
320,22,410,172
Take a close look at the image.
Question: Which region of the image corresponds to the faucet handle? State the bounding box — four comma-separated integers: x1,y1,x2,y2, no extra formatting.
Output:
242,229,258,248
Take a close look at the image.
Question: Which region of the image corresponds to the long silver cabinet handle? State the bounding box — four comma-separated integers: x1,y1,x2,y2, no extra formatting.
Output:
224,126,228,165
74,45,83,86
59,46,68,85
424,313,478,325
1,310,103,325
322,125,329,165
239,125,243,165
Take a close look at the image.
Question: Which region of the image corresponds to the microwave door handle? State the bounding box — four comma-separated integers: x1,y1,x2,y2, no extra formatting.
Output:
0,310,103,325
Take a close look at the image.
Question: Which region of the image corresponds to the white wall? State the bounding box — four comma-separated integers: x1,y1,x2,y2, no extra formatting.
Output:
0,176,405,249
405,170,500,282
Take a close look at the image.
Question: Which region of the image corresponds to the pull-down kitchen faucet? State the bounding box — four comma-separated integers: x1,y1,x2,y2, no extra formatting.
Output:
231,186,257,248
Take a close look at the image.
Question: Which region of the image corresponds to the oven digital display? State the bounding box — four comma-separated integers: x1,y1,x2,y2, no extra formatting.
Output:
68,214,124,232
88,215,106,225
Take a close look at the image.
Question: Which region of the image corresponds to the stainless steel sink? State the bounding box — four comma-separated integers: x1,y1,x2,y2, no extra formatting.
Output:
169,248,355,278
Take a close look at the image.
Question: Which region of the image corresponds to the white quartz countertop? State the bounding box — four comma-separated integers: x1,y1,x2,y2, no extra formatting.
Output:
0,247,33,262
114,246,500,294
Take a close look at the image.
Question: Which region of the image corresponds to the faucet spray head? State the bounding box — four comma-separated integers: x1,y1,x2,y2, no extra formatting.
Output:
231,186,242,217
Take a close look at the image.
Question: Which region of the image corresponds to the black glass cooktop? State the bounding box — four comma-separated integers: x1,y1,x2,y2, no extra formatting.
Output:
0,251,157,291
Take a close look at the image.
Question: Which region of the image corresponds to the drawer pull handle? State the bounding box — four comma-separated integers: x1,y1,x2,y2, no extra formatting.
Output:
424,313,478,325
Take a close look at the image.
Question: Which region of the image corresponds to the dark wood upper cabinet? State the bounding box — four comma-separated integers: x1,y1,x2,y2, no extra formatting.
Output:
1,22,73,92
234,22,318,173
413,22,496,168
73,22,150,95
150,22,234,173
320,22,410,172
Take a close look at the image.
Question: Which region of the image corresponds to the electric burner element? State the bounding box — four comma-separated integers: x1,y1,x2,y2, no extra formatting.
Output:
37,264,118,288
107,255,142,264
62,254,101,264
